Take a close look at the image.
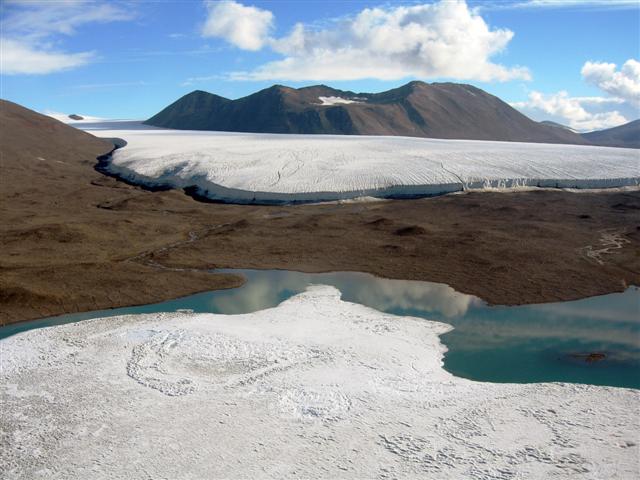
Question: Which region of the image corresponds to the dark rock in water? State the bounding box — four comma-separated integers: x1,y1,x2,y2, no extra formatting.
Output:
68,114,84,120
569,352,607,363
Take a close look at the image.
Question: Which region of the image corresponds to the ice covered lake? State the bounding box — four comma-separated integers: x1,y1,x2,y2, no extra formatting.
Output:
80,121,640,204
3,269,638,389
5,283,639,478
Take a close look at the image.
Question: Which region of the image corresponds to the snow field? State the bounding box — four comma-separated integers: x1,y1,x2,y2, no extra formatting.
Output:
85,123,639,203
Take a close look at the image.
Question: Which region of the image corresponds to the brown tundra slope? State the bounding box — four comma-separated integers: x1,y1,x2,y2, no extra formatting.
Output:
1,99,639,325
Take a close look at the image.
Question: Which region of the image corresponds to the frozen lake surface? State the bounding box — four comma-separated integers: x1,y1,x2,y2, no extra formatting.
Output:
82,121,640,203
2,285,639,478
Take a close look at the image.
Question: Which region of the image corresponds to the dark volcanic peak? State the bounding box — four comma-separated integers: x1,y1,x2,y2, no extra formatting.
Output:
146,90,231,130
581,119,640,149
145,81,588,144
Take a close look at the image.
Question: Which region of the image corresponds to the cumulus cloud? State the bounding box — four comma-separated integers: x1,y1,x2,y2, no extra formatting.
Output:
201,0,273,51
210,0,529,82
511,91,628,131
581,59,640,107
511,58,639,131
0,1,133,75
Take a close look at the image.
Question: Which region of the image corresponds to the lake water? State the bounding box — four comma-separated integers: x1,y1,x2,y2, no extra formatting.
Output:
2,269,638,389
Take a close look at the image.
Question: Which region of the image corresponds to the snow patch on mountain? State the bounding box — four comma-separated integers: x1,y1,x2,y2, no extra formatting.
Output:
317,96,363,105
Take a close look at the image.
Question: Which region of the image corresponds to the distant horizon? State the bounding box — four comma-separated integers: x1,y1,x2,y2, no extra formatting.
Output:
1,0,638,132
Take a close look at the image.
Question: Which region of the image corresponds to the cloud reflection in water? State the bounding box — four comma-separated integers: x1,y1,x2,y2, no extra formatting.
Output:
210,269,480,319
209,270,639,388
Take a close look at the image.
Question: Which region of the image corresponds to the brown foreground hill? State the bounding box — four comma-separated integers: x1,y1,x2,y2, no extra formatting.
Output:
1,99,639,325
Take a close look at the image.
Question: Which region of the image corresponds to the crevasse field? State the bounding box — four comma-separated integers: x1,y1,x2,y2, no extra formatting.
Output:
85,122,640,203
2,287,638,479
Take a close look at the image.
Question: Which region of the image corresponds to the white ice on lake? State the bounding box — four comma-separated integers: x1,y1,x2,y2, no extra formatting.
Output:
2,286,638,479
85,122,640,203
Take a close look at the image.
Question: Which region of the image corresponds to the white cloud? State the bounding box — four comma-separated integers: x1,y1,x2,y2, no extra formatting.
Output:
511,91,628,131
201,0,273,51
511,58,639,131
515,0,639,8
569,96,626,105
0,1,133,75
0,38,94,75
481,0,640,10
1,0,133,40
581,59,640,107
215,0,530,82
181,74,226,86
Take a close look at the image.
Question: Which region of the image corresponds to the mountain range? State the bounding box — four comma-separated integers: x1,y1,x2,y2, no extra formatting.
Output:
145,82,590,144
582,119,640,149
144,81,637,147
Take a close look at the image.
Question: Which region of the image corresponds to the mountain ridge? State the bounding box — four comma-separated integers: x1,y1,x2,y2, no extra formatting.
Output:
582,119,640,149
144,81,589,145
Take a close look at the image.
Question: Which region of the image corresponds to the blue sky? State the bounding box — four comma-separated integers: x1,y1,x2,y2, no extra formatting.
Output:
0,0,638,131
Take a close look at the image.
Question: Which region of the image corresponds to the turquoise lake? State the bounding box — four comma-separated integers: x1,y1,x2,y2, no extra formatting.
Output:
1,269,638,389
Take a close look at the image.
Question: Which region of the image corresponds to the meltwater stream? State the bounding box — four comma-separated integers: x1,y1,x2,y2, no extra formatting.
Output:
1,269,638,389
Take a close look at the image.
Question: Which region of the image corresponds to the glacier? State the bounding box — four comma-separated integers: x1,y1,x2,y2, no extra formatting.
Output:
2,286,638,479
83,122,639,204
